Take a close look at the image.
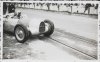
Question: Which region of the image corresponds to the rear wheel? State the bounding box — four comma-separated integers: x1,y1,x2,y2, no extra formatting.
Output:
14,25,29,43
44,20,54,36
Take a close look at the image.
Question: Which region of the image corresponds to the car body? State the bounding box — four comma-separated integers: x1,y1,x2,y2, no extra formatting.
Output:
3,3,54,43
3,12,54,43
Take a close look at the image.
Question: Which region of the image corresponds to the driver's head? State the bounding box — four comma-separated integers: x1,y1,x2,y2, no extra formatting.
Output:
14,10,22,19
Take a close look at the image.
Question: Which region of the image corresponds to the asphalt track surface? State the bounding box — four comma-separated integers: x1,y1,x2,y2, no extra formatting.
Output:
3,8,98,60
3,28,97,60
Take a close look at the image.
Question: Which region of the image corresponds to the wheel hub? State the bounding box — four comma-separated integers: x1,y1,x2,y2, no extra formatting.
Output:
15,27,25,41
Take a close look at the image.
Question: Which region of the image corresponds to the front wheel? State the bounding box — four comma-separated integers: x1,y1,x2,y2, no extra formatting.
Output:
14,25,29,43
44,20,54,36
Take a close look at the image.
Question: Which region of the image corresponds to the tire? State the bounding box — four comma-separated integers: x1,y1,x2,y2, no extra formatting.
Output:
14,24,29,43
44,20,54,36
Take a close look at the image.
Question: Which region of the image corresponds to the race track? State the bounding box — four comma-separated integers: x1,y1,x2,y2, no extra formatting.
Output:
3,8,98,60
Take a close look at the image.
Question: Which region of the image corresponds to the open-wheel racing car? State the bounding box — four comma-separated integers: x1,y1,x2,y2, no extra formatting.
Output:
3,3,54,43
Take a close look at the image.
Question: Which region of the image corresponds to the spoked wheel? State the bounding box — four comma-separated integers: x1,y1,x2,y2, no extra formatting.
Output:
14,25,29,43
44,20,54,36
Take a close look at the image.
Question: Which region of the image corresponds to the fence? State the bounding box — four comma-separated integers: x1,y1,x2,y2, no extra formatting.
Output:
13,3,98,15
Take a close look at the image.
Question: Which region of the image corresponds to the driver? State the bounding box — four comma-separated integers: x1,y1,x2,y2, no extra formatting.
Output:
12,10,21,19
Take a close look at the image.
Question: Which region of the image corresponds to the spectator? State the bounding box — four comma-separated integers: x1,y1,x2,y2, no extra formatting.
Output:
95,4,98,9
84,3,91,14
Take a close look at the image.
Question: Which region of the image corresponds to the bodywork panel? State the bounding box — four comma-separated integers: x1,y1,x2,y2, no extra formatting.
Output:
3,17,19,32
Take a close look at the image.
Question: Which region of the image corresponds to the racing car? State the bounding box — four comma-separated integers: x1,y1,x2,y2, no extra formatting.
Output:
3,3,54,43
